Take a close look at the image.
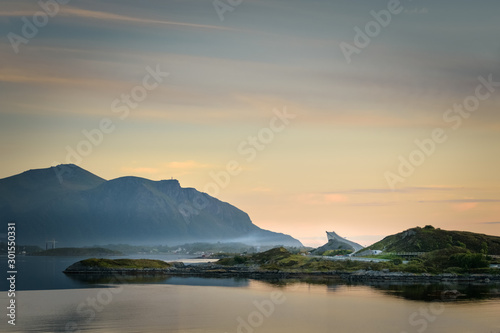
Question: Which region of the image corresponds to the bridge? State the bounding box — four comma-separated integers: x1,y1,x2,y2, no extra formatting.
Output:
390,252,426,259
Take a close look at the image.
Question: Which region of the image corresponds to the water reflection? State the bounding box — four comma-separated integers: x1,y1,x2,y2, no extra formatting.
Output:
248,278,500,302
362,282,500,302
66,274,250,287
68,274,500,302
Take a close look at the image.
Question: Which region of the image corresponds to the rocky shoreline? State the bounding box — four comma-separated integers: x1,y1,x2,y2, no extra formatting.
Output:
63,262,500,284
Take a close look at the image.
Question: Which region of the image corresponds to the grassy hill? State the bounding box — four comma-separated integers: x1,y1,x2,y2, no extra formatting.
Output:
73,258,172,269
365,225,500,255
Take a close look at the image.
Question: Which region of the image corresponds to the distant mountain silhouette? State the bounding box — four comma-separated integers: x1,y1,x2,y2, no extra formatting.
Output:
0,164,302,247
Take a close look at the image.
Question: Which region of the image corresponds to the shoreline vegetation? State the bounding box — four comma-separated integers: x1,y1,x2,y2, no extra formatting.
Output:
64,247,500,283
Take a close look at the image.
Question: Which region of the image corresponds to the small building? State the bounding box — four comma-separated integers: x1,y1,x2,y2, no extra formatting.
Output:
353,249,383,257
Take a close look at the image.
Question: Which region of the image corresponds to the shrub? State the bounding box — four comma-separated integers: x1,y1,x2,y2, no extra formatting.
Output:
449,253,489,269
233,255,248,264
403,261,427,274
323,249,353,256
392,258,403,265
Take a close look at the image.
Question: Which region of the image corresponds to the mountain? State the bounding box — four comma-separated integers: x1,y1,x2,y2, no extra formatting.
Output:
312,231,364,254
365,225,500,255
0,164,302,247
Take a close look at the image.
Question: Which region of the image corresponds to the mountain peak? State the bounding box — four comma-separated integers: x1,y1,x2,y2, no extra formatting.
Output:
0,165,302,247
160,178,180,187
49,164,106,189
1,164,105,190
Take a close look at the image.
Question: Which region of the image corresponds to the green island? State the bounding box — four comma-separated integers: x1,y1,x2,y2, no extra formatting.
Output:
62,226,500,283
64,249,500,283
76,258,172,269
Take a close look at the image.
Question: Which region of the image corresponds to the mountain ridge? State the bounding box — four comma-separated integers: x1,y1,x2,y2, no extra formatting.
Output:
0,164,302,247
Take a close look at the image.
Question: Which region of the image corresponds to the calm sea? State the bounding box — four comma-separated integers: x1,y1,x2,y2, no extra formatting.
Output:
1,255,500,333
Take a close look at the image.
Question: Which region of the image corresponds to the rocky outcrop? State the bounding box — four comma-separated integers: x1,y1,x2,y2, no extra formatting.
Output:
312,231,364,254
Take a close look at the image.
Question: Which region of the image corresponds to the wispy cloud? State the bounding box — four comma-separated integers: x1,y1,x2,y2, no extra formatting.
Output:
296,193,395,207
417,199,500,212
296,193,348,206
326,186,462,195
0,6,238,32
0,72,111,88
418,199,500,203
477,222,500,225
0,10,35,16
346,202,396,207
452,202,478,212
324,194,349,203
165,160,213,170
63,7,238,31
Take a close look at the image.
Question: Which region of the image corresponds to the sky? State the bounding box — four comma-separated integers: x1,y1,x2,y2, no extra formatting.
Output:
1,0,499,247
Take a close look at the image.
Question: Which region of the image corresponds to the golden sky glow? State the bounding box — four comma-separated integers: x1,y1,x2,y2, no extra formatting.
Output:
1,0,499,246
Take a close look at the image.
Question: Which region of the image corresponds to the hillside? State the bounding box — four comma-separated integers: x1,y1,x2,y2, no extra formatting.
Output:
365,225,500,255
0,165,301,247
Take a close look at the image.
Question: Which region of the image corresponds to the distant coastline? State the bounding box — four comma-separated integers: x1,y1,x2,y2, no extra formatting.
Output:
30,247,122,256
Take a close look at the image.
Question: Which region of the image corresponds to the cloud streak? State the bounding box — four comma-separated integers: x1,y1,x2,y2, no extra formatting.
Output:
62,7,238,31
418,199,500,204
165,160,213,170
0,6,238,32
325,186,463,195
